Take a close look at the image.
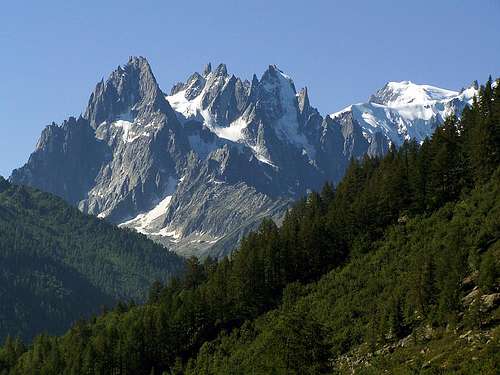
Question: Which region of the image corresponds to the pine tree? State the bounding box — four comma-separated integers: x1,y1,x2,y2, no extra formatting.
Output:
429,115,462,207
467,81,498,183
479,252,498,293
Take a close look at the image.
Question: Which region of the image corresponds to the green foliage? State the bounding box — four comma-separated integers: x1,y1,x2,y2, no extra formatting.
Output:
479,248,499,293
187,161,500,375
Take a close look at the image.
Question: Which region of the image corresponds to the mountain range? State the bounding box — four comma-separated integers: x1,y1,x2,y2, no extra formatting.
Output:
10,57,478,257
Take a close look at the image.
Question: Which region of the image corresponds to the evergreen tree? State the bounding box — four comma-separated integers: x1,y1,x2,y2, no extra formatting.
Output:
479,251,498,293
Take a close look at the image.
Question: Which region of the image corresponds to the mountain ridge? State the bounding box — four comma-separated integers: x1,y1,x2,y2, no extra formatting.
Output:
10,57,477,257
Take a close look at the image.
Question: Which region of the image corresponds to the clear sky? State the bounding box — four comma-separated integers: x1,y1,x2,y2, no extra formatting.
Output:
1,0,499,177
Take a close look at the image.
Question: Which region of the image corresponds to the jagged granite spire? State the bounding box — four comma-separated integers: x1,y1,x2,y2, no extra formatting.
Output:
214,63,228,77
84,56,170,128
203,62,212,77
184,72,206,100
170,82,185,96
297,87,310,114
245,74,260,105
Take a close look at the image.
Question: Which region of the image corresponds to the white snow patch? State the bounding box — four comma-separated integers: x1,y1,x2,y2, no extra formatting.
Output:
214,117,248,142
167,88,252,145
330,105,353,119
249,144,276,167
166,90,204,121
113,120,133,143
154,228,182,241
118,176,179,234
111,118,151,144
119,195,173,234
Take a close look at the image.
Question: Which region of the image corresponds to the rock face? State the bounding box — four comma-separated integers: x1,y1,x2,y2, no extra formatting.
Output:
10,57,477,257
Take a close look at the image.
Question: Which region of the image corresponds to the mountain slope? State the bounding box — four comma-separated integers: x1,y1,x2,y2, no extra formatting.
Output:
0,177,184,341
188,171,500,374
10,57,477,257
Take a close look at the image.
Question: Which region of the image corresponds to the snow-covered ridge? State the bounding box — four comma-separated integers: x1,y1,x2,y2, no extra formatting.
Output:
95,112,158,145
370,81,458,106
166,71,247,143
165,64,319,166
330,81,478,145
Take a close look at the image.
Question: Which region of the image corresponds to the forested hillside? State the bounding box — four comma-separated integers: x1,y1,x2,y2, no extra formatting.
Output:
0,180,184,342
0,77,498,374
188,169,500,374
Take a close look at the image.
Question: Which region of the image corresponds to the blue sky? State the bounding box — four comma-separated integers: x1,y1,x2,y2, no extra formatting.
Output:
1,0,499,177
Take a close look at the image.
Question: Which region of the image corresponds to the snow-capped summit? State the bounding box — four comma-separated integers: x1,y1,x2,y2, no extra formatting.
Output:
331,81,478,146
369,81,458,106
166,63,316,165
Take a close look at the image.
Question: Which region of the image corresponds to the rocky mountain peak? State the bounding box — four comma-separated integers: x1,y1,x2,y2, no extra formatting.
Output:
170,82,185,96
214,63,228,77
260,65,280,84
184,72,207,100
246,74,260,102
260,65,295,91
84,56,169,128
369,81,458,107
203,63,212,77
256,65,297,122
266,64,280,74
461,80,479,93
